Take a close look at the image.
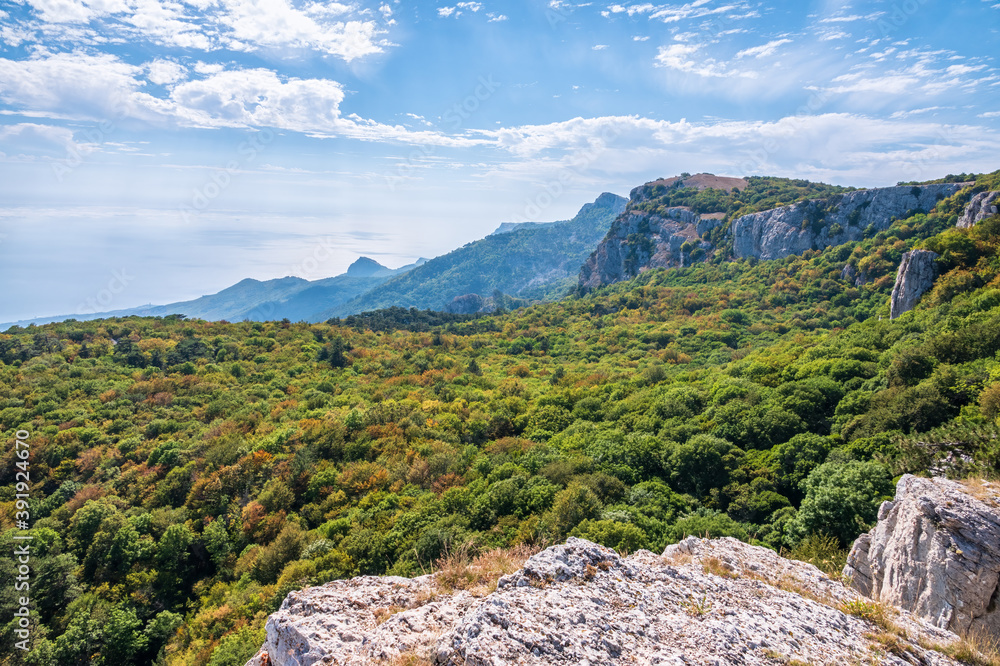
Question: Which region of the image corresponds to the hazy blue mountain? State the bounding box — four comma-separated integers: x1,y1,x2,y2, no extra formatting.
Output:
323,192,627,318
1,257,423,328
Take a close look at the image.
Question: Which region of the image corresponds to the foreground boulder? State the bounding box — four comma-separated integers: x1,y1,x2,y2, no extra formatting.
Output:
248,536,966,665
845,474,1000,637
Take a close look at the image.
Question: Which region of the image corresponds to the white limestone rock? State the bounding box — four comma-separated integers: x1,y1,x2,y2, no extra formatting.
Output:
958,191,1000,229
889,249,939,319
845,474,1000,638
731,183,966,261
247,536,970,666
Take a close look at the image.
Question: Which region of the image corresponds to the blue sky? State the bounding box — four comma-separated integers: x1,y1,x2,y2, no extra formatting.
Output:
1,0,998,322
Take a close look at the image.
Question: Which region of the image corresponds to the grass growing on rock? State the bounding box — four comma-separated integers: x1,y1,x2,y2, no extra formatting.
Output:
435,543,538,596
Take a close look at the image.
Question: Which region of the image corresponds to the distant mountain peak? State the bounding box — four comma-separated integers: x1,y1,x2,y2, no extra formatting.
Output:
346,257,391,277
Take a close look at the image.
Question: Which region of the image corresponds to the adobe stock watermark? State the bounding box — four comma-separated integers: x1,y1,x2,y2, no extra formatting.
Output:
545,0,572,28
242,237,340,320
506,125,623,225
867,0,931,39
11,429,32,652
179,129,274,224
76,269,134,314
735,88,834,175
384,75,500,192
52,98,128,183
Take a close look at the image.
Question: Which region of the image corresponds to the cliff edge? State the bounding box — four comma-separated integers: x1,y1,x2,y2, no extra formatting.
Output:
246,535,970,665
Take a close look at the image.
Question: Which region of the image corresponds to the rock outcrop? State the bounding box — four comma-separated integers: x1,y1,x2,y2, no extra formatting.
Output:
889,249,939,319
580,179,969,289
730,183,966,261
845,475,1000,638
958,191,1000,228
248,537,966,666
578,209,711,289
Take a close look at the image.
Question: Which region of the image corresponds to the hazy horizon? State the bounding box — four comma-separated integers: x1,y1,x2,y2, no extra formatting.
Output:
1,0,998,321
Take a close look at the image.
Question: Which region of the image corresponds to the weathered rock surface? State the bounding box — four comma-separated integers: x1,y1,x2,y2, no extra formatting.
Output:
889,249,939,319
730,183,966,261
248,537,967,666
579,209,711,288
580,179,968,289
958,190,1000,228
845,474,1000,638
244,574,476,666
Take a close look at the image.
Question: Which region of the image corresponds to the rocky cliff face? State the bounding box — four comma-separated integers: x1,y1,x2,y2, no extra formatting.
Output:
958,191,1000,228
730,184,966,261
845,475,1000,638
247,536,967,666
578,208,713,289
580,181,968,289
889,249,939,319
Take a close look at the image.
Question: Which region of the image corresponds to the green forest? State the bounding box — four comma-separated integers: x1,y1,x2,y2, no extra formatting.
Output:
2,171,1000,665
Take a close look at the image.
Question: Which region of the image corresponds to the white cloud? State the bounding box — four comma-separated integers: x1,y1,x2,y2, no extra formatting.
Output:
889,106,943,119
15,0,390,61
0,51,496,148
0,122,77,158
478,112,1000,188
655,42,756,78
650,1,746,24
825,57,993,98
487,12,507,21
633,35,650,41
194,61,225,74
979,111,1000,118
216,0,383,60
735,38,792,59
117,0,208,49
592,44,609,50
818,14,879,23
169,68,346,130
438,2,483,18
0,51,141,120
817,29,848,42
25,0,94,23
146,59,187,86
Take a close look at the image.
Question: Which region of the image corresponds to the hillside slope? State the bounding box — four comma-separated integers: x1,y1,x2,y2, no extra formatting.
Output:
3,170,1000,666
327,192,626,317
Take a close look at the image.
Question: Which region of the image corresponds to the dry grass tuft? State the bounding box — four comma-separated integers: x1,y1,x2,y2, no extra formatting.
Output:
864,630,912,659
923,628,1000,666
960,477,1000,506
702,555,738,579
662,551,693,567
373,605,405,625
434,542,539,596
838,599,898,633
379,650,434,665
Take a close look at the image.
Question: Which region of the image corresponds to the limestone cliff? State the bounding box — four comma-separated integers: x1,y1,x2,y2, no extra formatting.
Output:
579,180,968,289
958,190,1000,228
889,249,939,319
845,475,1000,638
730,184,964,261
578,208,715,289
246,537,967,666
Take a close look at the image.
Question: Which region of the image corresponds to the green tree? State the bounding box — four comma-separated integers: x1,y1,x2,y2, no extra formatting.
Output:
789,460,893,546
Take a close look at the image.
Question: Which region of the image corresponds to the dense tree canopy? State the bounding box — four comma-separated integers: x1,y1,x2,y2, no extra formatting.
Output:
1,172,999,665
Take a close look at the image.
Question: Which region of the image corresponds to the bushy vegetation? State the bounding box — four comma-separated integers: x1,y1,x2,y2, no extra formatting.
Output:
629,175,855,220
1,173,999,665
